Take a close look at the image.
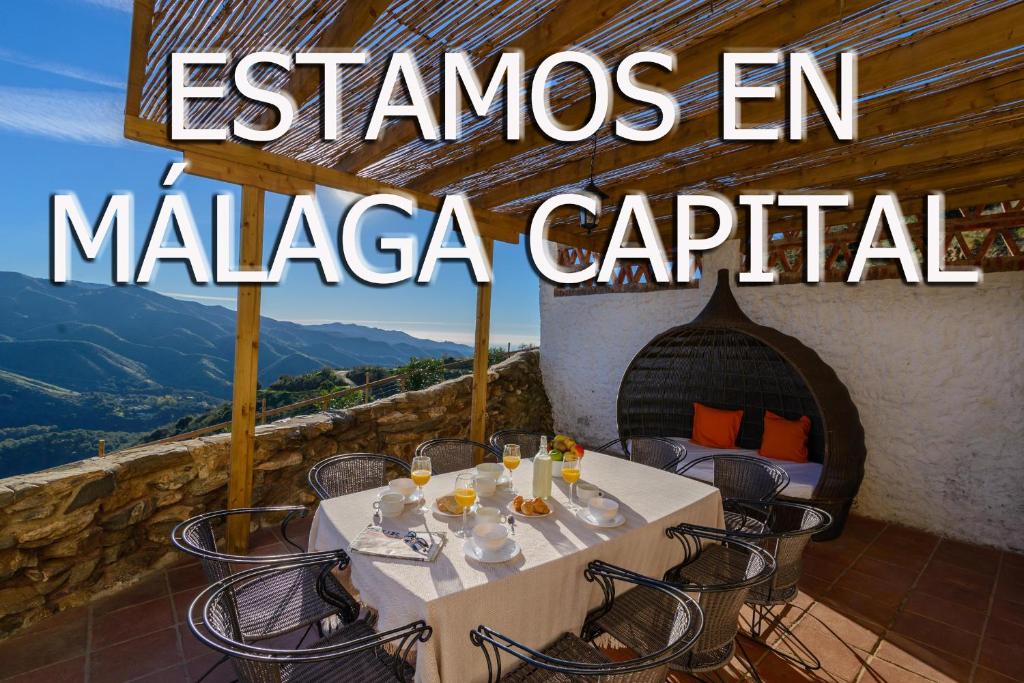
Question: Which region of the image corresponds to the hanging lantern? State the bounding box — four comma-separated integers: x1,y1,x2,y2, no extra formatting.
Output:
579,135,608,234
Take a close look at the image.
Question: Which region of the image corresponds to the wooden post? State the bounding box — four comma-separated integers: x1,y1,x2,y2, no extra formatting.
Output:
97,439,105,457
260,397,267,425
226,186,265,554
469,238,494,463
364,372,370,404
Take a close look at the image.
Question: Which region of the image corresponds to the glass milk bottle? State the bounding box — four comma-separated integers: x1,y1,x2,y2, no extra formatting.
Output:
532,436,552,499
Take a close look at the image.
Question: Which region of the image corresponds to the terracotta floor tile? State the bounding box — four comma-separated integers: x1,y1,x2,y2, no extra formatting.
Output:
92,573,169,613
800,576,833,599
914,561,996,608
92,596,176,650
876,525,938,548
888,611,978,661
991,599,1024,628
167,562,208,593
13,605,88,637
979,637,1024,680
129,664,189,682
839,516,887,544
804,554,852,583
178,623,213,662
995,573,1024,606
974,666,1023,683
862,542,933,572
186,652,236,683
858,657,936,683
933,539,1001,577
89,627,183,683
850,556,918,586
785,617,871,682
0,656,85,683
1003,552,1024,570
754,651,846,682
986,615,1024,647
901,590,988,634
0,618,88,677
172,586,204,624
807,602,884,652
832,570,911,608
822,586,900,629
874,637,973,682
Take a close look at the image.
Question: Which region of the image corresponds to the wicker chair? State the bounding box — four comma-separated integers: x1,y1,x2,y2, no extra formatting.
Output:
172,507,360,634
308,453,412,500
489,429,549,459
723,499,832,670
470,561,703,682
678,454,790,508
594,437,686,471
415,438,499,475
587,527,775,680
189,553,432,683
616,270,866,539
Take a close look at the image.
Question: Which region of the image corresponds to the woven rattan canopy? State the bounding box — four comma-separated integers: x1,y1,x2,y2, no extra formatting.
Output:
617,269,866,536
123,0,1024,259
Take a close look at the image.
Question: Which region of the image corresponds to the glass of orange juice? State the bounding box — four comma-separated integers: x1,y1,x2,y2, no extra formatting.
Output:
454,473,477,538
561,455,581,510
502,444,521,495
411,455,431,512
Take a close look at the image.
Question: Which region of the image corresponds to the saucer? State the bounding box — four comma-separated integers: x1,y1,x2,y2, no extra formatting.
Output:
464,537,521,563
576,508,625,528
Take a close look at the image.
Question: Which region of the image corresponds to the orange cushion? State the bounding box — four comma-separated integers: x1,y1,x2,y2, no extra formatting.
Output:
691,403,742,448
759,410,811,463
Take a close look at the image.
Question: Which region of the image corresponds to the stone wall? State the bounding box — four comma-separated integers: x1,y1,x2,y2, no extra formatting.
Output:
0,350,551,636
541,242,1024,552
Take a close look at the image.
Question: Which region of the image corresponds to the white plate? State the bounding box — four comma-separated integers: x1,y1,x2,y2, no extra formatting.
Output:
432,499,474,518
464,537,521,563
576,508,625,528
506,500,553,518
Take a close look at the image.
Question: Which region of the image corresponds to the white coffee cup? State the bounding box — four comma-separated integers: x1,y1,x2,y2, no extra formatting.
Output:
474,473,497,496
388,478,416,498
476,462,504,478
476,505,501,524
473,522,509,551
374,492,405,518
577,482,600,504
588,497,619,522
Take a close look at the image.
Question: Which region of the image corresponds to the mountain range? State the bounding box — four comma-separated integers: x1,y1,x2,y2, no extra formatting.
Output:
0,271,470,476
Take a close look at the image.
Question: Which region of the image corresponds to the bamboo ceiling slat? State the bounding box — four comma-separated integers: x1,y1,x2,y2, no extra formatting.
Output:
129,0,1023,258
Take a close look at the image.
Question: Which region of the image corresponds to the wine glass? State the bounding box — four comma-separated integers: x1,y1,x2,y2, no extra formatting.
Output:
454,473,477,539
502,444,521,495
561,455,581,511
410,455,431,512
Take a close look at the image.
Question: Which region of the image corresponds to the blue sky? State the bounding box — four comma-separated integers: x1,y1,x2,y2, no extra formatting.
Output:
0,0,540,347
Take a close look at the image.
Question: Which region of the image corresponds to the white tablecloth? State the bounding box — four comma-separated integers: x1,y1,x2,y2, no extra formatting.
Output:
308,451,724,683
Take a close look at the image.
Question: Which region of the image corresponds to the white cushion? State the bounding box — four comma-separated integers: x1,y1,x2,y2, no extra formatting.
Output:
671,438,821,500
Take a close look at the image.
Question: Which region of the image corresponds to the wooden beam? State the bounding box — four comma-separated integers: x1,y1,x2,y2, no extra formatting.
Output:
474,68,1024,209
226,186,265,554
124,116,524,244
415,1,1024,199
265,0,393,126
184,151,316,196
469,238,494,463
124,0,154,117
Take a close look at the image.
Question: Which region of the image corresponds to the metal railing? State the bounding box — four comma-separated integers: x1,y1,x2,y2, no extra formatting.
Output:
106,346,535,454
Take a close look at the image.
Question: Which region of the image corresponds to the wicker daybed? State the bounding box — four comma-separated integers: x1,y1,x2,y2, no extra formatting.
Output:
616,270,866,539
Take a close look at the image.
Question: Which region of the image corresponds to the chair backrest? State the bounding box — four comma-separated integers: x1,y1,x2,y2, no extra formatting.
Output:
190,554,431,683
471,561,702,683
679,454,789,501
308,453,411,499
723,500,832,604
598,437,685,471
489,430,548,459
172,506,309,585
664,525,775,665
415,438,499,475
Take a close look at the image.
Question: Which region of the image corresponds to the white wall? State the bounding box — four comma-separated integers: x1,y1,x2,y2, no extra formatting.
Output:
540,241,1024,550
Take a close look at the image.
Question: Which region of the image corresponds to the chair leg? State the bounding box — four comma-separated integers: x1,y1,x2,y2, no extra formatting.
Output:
744,604,821,671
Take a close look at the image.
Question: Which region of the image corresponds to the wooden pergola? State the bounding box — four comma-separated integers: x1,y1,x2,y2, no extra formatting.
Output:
123,0,1024,550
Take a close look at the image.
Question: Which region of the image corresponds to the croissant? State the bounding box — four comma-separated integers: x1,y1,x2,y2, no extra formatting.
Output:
513,495,524,512
522,500,535,516
532,499,550,515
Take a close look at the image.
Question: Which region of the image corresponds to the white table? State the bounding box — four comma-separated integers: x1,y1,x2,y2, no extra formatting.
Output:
308,451,723,683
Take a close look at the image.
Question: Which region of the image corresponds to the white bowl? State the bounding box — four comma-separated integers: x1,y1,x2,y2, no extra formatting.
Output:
473,522,508,551
588,497,619,522
389,478,417,497
476,505,502,524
